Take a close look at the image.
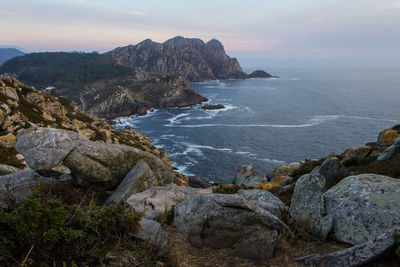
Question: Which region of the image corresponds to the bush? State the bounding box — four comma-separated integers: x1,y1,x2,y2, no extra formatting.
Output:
0,193,142,266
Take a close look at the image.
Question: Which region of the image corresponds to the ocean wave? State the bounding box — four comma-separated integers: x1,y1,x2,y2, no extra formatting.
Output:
166,113,190,124
165,114,399,128
172,142,233,157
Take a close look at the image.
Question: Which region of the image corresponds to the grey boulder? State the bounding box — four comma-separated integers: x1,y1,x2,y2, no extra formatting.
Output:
319,154,348,187
0,169,59,204
133,218,169,247
15,128,173,190
232,165,264,186
173,193,288,258
324,174,400,245
377,137,400,161
15,128,86,171
297,227,400,267
105,161,155,205
289,167,333,241
237,189,286,219
126,184,212,219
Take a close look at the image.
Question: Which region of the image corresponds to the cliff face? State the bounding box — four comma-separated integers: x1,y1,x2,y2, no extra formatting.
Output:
83,75,207,119
108,36,247,82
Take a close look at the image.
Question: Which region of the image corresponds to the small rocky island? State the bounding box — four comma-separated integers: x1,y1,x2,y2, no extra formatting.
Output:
201,104,225,110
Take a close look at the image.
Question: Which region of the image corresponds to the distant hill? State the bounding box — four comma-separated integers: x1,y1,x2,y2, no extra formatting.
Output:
0,52,133,90
0,48,25,65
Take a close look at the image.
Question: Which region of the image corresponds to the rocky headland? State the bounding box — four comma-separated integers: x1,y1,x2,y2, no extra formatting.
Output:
0,75,399,266
0,37,274,119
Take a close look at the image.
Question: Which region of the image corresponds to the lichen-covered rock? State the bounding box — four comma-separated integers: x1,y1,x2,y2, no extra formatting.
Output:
15,128,87,171
289,168,333,240
64,141,173,190
0,169,58,204
323,174,400,245
273,162,301,177
297,227,400,267
343,146,371,162
377,127,400,146
0,133,16,148
237,189,286,219
319,154,348,187
232,165,264,186
105,161,155,204
16,128,173,190
377,137,400,161
174,194,288,254
126,184,212,219
133,218,169,248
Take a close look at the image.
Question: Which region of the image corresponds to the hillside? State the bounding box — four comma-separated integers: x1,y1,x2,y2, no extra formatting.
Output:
0,75,192,185
0,52,207,118
0,48,25,65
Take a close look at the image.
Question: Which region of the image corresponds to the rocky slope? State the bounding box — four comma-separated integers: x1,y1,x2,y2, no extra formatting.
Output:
108,36,274,81
82,75,207,119
0,75,190,185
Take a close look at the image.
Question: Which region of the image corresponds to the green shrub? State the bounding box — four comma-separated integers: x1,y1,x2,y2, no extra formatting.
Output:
0,194,142,266
154,205,175,227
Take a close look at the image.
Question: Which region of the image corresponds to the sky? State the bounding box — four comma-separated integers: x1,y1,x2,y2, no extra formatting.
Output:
1,0,400,67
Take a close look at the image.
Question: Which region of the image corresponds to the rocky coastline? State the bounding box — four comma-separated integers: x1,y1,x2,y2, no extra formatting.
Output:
0,37,275,120
0,75,399,266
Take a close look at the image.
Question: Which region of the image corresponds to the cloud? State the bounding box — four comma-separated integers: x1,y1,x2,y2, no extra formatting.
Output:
310,13,325,23
126,10,146,16
378,2,400,10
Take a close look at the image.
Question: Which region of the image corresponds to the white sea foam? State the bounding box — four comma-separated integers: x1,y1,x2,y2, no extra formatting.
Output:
165,114,399,128
172,142,233,157
257,158,285,164
166,113,190,124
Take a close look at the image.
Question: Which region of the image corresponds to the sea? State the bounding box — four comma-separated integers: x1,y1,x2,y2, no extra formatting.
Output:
114,65,400,184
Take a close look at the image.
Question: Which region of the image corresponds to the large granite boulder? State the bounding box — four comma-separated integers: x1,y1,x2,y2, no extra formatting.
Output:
0,169,63,204
324,174,400,245
15,128,86,171
289,168,333,240
173,194,288,259
377,137,400,161
105,161,155,205
133,218,169,248
232,165,264,186
318,154,348,187
237,189,286,219
297,227,400,267
15,128,173,190
126,184,212,219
